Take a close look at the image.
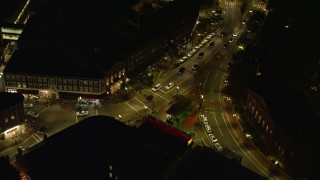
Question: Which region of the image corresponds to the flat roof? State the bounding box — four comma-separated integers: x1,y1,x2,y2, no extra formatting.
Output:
167,146,266,180
0,92,24,110
5,0,200,79
23,115,190,179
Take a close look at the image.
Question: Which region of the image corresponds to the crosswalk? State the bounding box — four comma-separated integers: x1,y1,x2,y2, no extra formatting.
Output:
251,0,267,10
223,0,267,11
224,1,237,6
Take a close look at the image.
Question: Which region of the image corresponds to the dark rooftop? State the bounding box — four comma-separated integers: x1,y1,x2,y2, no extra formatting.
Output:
22,115,190,180
166,146,265,180
0,0,27,23
249,75,319,139
0,156,20,180
5,0,199,79
0,92,24,110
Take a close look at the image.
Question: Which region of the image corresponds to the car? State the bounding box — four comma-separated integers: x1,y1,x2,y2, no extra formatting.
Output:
24,103,33,108
198,52,204,58
192,64,198,70
152,84,162,92
216,53,222,59
177,67,185,74
222,43,228,48
165,82,175,89
187,49,198,57
215,142,223,151
208,134,218,143
182,56,188,61
209,42,215,48
173,62,180,68
205,124,212,133
18,146,26,151
76,111,89,117
195,46,200,50
145,95,154,102
219,31,226,37
38,125,47,134
27,111,39,118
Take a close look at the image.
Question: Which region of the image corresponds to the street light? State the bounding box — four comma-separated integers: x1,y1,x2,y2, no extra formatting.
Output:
176,86,180,97
200,94,204,108
144,106,148,117
118,114,122,120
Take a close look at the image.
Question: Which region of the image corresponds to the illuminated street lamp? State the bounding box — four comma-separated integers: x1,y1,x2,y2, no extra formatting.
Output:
176,86,180,97
118,114,122,120
200,94,204,108
144,106,148,117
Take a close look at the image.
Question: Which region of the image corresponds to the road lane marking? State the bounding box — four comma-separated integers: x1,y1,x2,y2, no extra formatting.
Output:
32,133,42,142
125,102,142,116
212,112,224,136
134,97,151,110
39,107,48,114
147,90,169,101
218,73,226,103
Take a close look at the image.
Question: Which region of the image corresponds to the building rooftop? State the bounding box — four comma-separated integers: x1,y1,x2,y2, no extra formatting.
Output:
5,0,199,79
0,0,27,23
0,92,24,110
249,75,319,139
166,146,266,180
22,115,191,180
0,156,20,180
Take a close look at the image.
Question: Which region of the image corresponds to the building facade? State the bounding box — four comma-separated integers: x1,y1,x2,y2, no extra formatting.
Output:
245,89,289,159
0,92,24,141
4,0,199,99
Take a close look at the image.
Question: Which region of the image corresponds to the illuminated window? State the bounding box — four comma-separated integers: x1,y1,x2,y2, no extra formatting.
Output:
11,115,15,120
5,118,8,123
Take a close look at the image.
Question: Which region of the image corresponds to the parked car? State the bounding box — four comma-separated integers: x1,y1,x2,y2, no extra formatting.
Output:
152,84,162,92
27,111,39,118
24,103,33,108
165,82,175,90
76,111,89,117
198,52,204,58
177,67,186,74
